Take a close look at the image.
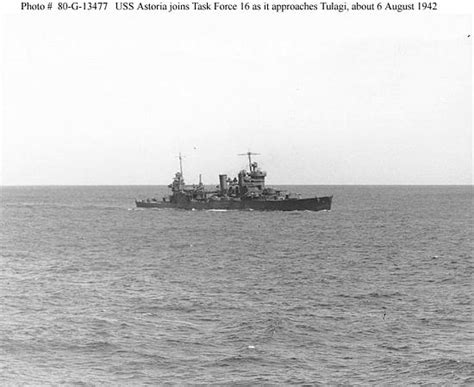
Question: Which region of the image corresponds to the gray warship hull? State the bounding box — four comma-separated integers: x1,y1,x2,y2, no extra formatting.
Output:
136,195,332,211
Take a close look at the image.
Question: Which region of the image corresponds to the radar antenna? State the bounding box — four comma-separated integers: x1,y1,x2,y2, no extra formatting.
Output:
238,151,260,172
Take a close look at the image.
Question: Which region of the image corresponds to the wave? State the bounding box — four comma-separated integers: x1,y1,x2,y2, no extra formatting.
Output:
416,357,474,378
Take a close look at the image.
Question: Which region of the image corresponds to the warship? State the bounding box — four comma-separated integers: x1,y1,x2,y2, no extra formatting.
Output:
135,152,332,211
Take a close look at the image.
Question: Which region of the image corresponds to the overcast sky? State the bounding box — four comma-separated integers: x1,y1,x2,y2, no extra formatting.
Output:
1,10,472,185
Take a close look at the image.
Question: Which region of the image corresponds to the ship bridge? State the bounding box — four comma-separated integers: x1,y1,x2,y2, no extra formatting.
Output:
237,152,267,193
248,162,266,190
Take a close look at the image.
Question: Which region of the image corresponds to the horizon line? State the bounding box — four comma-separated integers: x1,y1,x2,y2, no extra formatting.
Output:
1,183,473,187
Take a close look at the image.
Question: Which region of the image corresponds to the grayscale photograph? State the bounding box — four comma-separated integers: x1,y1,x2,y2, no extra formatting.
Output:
1,2,472,384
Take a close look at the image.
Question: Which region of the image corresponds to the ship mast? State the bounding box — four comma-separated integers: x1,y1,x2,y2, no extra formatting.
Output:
178,152,184,178
238,151,260,171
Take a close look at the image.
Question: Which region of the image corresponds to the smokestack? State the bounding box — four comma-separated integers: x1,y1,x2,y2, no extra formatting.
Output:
219,174,228,195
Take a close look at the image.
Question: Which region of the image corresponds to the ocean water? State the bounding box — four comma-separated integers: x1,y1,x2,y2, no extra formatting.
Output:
1,185,472,385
